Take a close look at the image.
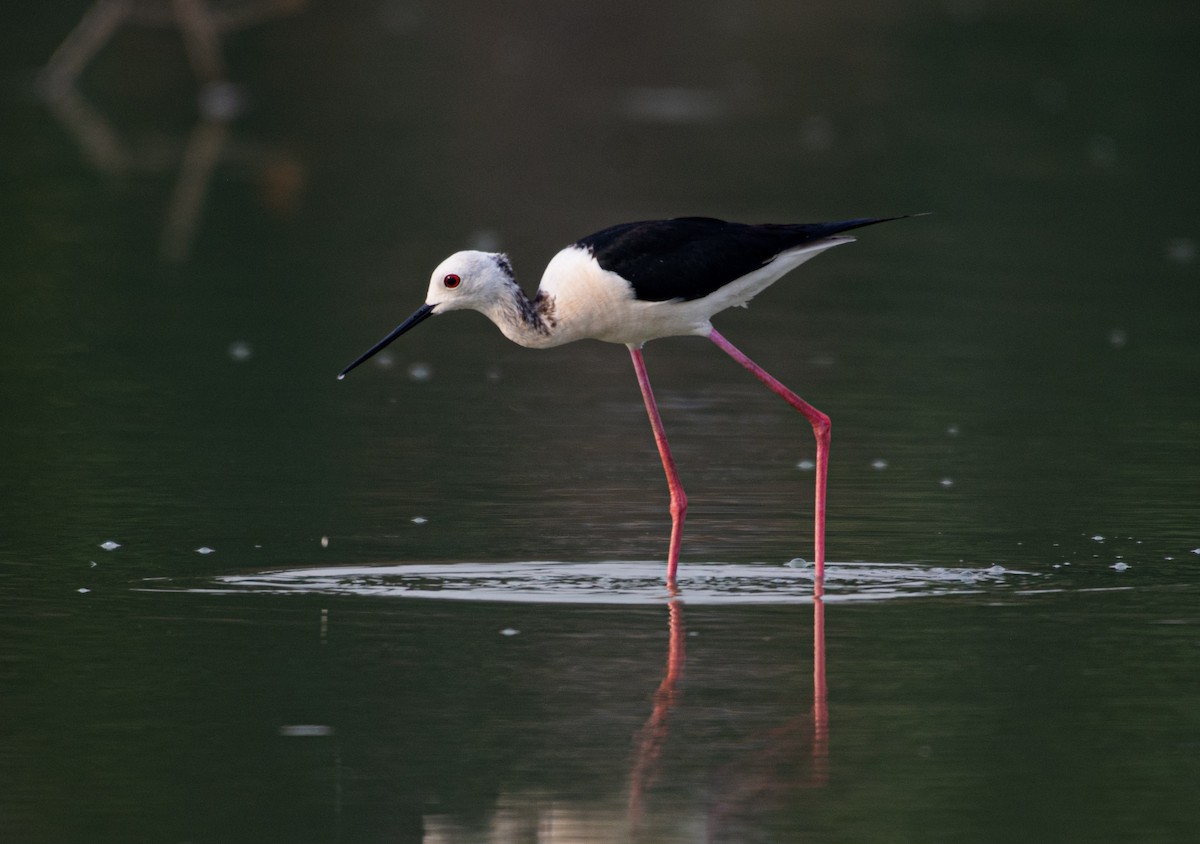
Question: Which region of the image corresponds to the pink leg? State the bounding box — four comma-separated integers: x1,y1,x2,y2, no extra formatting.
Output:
629,345,687,588
708,328,828,585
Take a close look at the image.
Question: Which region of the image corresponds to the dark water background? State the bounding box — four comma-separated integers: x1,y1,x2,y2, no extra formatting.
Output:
2,1,1198,841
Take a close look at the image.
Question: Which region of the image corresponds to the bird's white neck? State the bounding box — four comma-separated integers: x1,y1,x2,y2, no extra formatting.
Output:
479,280,562,349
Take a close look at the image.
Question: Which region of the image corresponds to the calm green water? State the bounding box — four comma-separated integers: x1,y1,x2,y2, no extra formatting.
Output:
2,1,1198,841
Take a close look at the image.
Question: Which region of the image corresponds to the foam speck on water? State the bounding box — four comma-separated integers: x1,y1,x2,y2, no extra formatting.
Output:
279,725,333,737
227,340,253,362
1165,237,1196,264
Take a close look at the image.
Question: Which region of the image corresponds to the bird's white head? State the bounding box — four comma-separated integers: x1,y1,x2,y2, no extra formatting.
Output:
424,250,518,314
337,250,520,380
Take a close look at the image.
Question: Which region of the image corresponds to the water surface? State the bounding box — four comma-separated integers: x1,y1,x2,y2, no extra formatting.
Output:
1,1,1198,840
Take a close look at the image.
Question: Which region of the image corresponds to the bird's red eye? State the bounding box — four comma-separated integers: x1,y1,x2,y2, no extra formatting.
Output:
443,274,461,288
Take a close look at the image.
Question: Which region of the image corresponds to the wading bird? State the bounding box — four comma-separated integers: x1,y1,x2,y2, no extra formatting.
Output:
340,216,907,588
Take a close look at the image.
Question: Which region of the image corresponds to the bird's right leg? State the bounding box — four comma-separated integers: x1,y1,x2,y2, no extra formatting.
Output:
629,345,687,589
708,328,828,587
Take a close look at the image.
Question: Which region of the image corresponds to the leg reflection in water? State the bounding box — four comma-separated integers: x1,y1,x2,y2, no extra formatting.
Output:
627,587,829,838
706,592,829,838
627,599,685,830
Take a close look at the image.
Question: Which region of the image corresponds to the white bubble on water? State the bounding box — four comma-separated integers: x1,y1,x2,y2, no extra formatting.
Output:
1091,535,1105,542
78,587,91,594
100,540,120,551
499,628,519,637
279,725,333,737
799,114,836,152
1111,562,1130,571
1165,238,1196,265
797,459,815,471
871,459,888,470
408,362,433,382
412,516,428,525
469,229,503,252
228,340,253,362
196,547,215,555
939,478,954,487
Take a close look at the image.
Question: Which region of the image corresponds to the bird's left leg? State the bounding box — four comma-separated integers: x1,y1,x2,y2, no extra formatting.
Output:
708,328,828,586
629,345,687,588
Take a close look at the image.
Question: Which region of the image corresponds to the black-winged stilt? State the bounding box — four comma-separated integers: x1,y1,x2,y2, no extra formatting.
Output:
339,216,907,589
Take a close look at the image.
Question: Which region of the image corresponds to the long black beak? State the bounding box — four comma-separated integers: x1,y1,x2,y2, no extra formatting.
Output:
337,303,436,380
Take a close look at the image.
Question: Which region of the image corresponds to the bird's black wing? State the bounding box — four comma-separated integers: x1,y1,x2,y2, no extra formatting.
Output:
576,216,897,302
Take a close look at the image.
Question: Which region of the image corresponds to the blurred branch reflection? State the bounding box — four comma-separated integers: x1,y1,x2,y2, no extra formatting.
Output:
39,0,307,93
36,0,308,262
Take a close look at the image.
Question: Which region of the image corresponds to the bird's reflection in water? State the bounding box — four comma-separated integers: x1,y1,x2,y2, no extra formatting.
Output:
627,582,828,840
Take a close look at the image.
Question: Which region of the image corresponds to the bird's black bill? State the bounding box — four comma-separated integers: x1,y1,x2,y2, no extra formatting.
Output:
337,303,436,380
